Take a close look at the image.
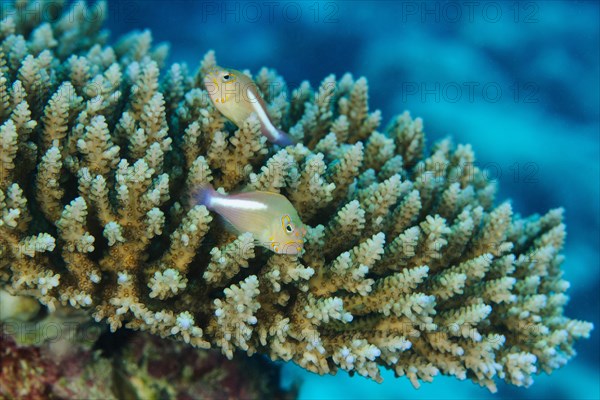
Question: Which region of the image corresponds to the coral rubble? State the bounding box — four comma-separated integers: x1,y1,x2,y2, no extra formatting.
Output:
0,0,592,393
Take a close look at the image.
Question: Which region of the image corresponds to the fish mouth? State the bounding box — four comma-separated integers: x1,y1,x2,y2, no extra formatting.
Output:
280,241,304,255
269,240,303,255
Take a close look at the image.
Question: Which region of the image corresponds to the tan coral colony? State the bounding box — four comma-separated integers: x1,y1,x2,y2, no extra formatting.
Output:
0,0,592,392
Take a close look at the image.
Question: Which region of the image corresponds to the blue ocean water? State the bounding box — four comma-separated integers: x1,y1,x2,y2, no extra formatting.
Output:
104,1,599,398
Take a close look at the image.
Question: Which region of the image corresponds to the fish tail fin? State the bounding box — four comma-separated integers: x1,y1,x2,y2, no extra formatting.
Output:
272,128,295,147
193,183,217,209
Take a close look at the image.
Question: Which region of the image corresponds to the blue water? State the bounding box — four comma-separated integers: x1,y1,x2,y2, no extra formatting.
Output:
105,1,599,398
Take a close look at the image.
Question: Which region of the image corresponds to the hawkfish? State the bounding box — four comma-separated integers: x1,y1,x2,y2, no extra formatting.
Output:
203,66,295,146
195,184,306,255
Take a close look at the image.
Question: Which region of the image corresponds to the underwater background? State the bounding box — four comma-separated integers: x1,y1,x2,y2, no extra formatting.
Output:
103,1,599,399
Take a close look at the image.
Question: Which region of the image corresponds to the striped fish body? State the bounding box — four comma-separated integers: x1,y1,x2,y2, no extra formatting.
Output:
204,67,294,146
195,184,305,255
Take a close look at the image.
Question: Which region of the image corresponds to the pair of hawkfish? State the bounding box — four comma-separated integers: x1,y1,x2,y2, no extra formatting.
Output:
198,67,305,255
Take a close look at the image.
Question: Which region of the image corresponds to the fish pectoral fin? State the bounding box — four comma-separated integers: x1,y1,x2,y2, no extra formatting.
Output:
215,215,239,235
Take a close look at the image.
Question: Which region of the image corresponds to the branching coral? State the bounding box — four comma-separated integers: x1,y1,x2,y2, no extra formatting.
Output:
0,0,592,393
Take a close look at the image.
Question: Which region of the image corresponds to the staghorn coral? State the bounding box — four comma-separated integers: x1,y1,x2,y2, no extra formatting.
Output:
0,0,593,393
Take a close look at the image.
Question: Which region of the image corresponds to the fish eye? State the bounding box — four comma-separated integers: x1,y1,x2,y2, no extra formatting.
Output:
222,72,236,83
221,72,236,84
281,215,294,234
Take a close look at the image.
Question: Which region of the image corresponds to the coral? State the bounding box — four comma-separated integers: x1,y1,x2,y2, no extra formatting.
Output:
117,330,293,400
0,304,114,399
0,298,292,399
1,333,65,399
0,0,593,394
